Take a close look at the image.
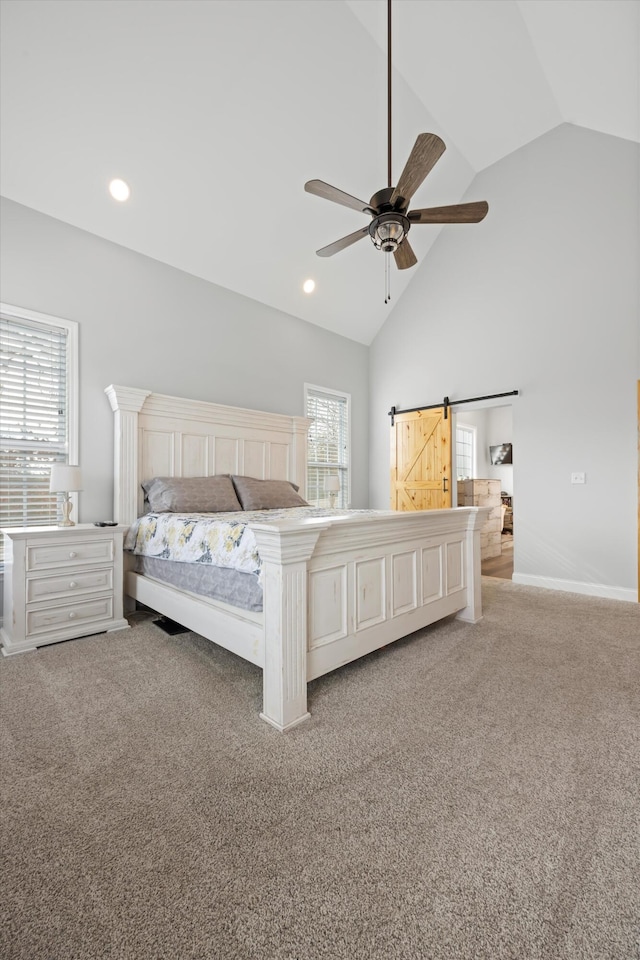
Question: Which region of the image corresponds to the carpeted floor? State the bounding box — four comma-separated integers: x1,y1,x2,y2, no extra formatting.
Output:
1,579,638,960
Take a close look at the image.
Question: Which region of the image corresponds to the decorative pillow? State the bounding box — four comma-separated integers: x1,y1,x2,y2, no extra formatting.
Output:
231,475,309,510
141,475,242,513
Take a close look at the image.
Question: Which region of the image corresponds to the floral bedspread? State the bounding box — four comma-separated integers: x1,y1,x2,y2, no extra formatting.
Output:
124,507,360,579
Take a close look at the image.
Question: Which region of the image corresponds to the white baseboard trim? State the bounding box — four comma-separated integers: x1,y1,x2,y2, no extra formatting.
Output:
512,573,637,604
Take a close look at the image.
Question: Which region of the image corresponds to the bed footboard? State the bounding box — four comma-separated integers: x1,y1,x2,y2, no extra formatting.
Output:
252,507,488,731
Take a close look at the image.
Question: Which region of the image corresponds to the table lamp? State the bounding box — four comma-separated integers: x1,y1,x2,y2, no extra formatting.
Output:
325,475,340,508
49,464,83,526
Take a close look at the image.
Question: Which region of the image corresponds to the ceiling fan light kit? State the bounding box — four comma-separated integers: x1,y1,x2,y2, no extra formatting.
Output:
304,0,488,296
370,212,409,254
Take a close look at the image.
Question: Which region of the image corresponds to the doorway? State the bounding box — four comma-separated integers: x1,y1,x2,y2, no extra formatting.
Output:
453,403,515,580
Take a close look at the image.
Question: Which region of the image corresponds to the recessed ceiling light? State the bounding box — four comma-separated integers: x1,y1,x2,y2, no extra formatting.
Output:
109,178,131,202
303,279,315,294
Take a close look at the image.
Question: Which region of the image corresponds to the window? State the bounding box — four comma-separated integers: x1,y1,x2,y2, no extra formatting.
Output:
0,304,78,559
456,423,476,480
304,384,350,508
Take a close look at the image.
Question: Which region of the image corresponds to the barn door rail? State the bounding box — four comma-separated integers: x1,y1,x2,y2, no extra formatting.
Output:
388,389,519,425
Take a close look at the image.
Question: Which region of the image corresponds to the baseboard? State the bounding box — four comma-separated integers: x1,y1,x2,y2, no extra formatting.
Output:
512,573,637,604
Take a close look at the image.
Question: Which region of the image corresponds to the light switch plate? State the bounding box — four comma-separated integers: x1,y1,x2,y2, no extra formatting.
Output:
571,472,586,484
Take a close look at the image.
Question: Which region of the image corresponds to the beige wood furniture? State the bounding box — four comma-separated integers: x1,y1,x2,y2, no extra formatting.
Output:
107,384,489,732
1,525,129,655
457,479,502,559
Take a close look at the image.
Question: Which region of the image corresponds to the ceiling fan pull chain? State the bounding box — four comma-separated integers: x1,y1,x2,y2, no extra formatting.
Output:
384,252,387,303
384,251,391,304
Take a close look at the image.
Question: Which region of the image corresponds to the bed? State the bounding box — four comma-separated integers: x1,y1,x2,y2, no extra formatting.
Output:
106,385,489,731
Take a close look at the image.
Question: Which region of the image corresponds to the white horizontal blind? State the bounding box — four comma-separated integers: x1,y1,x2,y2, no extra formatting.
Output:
1,311,74,554
305,385,350,508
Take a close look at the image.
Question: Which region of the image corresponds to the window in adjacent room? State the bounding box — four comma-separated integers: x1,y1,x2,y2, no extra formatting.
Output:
0,304,78,561
304,384,350,508
455,423,476,480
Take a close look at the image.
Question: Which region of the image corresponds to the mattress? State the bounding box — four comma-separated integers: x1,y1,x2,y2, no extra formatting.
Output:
133,555,263,612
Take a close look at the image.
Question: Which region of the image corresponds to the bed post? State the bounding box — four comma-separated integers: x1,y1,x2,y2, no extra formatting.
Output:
456,507,487,624
251,521,331,732
291,416,311,495
105,385,151,525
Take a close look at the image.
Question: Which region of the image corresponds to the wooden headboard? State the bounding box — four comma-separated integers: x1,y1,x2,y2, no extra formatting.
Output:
106,385,311,525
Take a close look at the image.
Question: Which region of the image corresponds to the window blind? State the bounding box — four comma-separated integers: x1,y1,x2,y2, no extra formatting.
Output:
305,386,350,508
0,313,69,551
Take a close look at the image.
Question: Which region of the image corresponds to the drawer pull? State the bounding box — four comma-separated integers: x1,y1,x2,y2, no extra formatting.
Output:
69,551,77,559
69,612,77,619
69,581,78,589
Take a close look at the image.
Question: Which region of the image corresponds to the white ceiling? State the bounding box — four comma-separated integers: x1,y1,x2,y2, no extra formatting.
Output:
1,0,638,345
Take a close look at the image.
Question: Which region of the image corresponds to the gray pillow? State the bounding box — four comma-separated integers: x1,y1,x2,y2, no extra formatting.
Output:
141,475,242,513
231,475,309,510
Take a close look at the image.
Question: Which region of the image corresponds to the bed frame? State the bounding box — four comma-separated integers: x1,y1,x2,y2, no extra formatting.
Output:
107,385,489,731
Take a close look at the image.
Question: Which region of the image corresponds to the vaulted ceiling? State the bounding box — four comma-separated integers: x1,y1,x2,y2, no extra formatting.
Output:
1,0,638,344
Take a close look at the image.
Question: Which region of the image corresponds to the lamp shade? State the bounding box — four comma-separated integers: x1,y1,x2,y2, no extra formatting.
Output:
325,476,340,493
49,464,83,493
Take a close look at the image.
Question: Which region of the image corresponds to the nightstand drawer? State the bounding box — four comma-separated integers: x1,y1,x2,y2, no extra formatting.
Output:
26,596,114,638
27,568,114,604
26,538,114,572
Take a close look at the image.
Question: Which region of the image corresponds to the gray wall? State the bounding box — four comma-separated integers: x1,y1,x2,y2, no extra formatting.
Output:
0,198,370,523
370,124,639,599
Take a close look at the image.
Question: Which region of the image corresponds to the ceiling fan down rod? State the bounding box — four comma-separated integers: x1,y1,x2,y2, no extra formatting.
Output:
387,0,392,189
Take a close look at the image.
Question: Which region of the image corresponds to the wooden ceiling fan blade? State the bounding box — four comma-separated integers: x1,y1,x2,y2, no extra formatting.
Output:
409,201,489,224
390,133,446,207
316,226,370,258
305,179,373,215
394,239,418,270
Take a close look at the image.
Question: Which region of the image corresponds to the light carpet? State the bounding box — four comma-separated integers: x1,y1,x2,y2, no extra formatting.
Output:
1,579,638,960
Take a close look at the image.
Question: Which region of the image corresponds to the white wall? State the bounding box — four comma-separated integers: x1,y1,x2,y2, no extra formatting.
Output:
486,406,514,494
370,124,639,601
0,198,370,524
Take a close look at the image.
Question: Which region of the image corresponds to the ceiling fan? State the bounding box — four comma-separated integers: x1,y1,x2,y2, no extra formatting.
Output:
304,0,488,275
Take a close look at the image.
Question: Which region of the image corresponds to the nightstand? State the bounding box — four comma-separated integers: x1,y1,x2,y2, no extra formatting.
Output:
1,524,129,656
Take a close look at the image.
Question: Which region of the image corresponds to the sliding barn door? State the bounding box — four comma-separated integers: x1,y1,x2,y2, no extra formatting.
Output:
390,407,452,510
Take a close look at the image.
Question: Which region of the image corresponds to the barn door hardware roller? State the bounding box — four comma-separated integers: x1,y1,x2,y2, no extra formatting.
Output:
388,390,519,426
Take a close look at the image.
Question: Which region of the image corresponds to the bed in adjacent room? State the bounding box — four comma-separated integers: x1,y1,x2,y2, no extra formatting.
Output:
107,385,489,731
